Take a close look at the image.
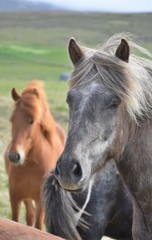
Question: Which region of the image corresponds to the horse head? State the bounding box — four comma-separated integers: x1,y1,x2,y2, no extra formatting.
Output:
54,37,130,191
7,83,45,165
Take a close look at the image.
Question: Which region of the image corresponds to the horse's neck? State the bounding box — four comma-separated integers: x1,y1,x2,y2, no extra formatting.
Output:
29,122,63,166
117,119,152,233
41,115,65,153
132,201,152,240
29,130,50,154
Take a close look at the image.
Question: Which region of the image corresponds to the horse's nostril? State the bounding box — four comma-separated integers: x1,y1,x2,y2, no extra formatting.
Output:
54,158,82,183
72,161,82,180
8,152,20,163
8,153,13,162
16,153,20,161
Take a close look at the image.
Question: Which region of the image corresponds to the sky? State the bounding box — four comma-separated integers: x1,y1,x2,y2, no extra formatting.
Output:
28,0,151,13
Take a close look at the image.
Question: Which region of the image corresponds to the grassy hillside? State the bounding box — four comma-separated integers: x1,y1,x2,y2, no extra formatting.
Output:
0,12,152,47
0,12,152,81
0,11,152,235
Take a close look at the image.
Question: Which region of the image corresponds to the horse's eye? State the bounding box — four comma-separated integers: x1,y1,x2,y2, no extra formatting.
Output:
110,97,120,109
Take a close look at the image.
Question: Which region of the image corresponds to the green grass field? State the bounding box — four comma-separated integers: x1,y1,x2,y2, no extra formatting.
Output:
0,11,152,234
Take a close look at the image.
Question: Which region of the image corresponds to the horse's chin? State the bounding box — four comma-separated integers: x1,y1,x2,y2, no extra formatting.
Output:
53,171,91,193
63,187,85,193
51,173,85,192
62,176,95,195
60,178,90,193
58,183,85,193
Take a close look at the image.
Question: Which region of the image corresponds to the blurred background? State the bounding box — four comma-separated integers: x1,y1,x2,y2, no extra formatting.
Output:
0,1,151,239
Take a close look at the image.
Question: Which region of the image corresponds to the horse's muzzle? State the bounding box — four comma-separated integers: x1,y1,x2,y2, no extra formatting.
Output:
54,157,83,191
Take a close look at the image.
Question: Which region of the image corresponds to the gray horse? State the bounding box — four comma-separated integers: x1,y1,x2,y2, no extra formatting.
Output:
54,33,152,239
43,160,132,240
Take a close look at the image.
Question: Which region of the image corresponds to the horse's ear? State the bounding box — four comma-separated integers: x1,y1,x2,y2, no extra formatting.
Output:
32,88,39,98
68,38,84,66
115,39,130,62
11,88,20,101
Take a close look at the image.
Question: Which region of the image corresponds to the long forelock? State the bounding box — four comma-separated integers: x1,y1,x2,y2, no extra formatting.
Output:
14,94,43,123
69,33,152,122
22,81,49,113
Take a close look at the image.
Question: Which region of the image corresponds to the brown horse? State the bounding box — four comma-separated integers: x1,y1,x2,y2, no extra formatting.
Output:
5,81,65,230
0,219,65,240
54,33,152,239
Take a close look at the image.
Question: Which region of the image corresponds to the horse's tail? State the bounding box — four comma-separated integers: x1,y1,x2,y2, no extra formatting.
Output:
43,172,87,240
